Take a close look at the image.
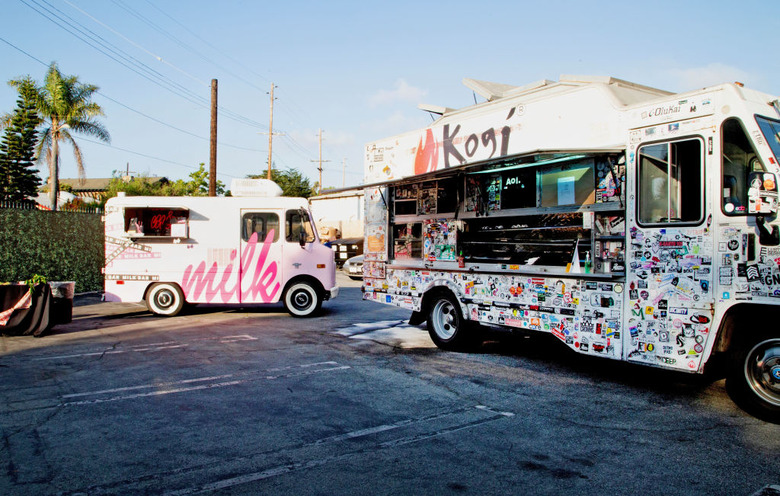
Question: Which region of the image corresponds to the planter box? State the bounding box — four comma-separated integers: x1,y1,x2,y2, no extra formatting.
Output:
0,282,72,337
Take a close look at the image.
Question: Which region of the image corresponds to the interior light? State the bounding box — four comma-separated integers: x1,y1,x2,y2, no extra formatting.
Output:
469,154,589,175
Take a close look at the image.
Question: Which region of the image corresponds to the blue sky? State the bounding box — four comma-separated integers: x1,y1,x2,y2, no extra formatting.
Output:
1,0,778,191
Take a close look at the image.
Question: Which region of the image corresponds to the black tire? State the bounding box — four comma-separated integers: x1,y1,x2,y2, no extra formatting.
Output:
726,335,780,423
283,281,322,318
146,283,185,316
426,292,474,351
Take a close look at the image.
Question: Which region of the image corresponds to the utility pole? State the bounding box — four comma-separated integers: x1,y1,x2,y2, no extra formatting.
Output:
209,79,218,196
310,129,330,194
266,83,275,180
258,83,284,180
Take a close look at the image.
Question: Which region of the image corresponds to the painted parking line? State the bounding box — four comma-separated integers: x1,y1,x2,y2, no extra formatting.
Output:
161,404,515,495
31,334,258,361
61,361,349,406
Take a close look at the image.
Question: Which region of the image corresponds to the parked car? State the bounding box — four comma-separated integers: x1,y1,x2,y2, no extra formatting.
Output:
342,255,364,280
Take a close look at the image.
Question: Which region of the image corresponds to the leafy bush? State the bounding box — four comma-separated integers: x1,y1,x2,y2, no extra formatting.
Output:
0,209,103,292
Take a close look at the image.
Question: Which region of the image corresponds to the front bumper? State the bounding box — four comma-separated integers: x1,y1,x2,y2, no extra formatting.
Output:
325,285,339,301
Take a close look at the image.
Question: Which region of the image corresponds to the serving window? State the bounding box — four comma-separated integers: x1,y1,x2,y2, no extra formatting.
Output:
392,177,459,217
124,207,189,238
459,213,589,266
388,153,625,274
392,222,422,260
540,163,595,207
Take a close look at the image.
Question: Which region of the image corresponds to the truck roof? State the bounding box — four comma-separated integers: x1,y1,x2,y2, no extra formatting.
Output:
105,195,309,209
365,75,780,184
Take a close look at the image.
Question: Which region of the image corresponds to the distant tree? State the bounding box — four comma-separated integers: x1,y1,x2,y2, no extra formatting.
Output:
0,77,42,201
102,163,224,202
103,174,162,199
171,162,225,196
10,63,110,211
248,167,315,198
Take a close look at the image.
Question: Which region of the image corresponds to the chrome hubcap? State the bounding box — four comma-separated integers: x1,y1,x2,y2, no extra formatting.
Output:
745,338,780,407
157,291,173,308
432,300,457,340
293,290,311,309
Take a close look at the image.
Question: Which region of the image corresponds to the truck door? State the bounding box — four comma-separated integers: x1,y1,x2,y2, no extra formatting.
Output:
239,210,284,303
626,135,715,371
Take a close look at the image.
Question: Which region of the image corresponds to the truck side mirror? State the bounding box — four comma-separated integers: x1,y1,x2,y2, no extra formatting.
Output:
747,172,778,215
299,230,307,247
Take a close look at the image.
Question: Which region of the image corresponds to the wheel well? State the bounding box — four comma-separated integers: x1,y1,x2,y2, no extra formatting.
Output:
282,276,325,298
715,303,780,354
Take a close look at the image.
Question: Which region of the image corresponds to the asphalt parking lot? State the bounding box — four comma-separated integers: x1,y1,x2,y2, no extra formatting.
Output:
1,273,778,495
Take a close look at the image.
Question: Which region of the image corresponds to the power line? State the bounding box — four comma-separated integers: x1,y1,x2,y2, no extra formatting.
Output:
0,35,47,66
64,0,268,129
0,35,263,176
279,134,316,160
140,0,271,87
96,91,265,152
20,0,209,107
118,1,315,136
79,136,242,179
9,2,338,181
63,0,210,88
21,0,268,129
0,34,263,154
111,0,268,94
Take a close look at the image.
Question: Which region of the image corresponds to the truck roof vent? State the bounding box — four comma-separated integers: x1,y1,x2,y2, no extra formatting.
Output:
230,178,283,197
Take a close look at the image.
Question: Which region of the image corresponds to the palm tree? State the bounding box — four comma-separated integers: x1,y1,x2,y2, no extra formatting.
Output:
10,63,110,211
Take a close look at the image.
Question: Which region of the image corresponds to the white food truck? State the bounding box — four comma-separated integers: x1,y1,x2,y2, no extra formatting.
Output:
362,75,780,420
104,179,338,317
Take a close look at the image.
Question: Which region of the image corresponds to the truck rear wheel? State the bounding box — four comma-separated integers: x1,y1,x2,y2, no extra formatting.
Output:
426,293,474,351
727,335,780,423
283,281,322,318
146,283,185,316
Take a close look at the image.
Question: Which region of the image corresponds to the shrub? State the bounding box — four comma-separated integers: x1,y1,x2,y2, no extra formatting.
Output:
0,208,104,292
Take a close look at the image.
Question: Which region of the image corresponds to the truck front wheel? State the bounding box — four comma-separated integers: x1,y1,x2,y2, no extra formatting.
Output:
283,281,322,317
146,283,185,316
727,335,780,422
426,293,474,351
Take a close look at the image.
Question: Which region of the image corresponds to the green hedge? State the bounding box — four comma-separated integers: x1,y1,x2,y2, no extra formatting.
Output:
0,209,104,292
